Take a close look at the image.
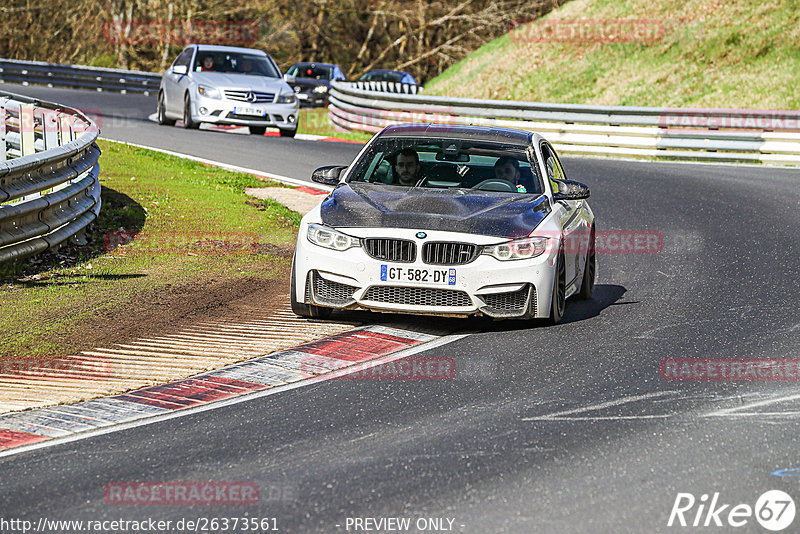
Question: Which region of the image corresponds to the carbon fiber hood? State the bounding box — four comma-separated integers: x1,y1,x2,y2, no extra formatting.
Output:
319,183,550,238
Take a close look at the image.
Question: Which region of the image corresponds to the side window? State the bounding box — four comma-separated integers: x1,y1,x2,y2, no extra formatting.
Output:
540,143,562,194
549,145,567,181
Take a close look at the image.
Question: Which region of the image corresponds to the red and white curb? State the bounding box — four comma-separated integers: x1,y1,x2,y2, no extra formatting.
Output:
0,326,462,456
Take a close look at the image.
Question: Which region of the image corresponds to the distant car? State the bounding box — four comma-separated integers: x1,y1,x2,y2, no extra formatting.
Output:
285,62,345,107
291,124,595,324
157,44,299,137
358,69,417,85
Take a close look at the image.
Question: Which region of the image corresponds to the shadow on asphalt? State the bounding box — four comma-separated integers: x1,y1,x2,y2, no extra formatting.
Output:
327,283,629,334
560,283,629,325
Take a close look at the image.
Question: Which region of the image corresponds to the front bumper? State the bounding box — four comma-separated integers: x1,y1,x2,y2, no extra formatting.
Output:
294,227,558,319
295,90,328,107
191,93,299,129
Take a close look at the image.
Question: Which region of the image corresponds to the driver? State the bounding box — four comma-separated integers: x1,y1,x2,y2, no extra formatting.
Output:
239,58,254,73
494,156,532,193
201,56,215,71
392,148,421,186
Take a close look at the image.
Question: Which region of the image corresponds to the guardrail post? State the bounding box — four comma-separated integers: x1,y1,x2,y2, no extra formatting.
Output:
59,114,74,145
19,103,35,156
42,111,59,150
0,96,6,161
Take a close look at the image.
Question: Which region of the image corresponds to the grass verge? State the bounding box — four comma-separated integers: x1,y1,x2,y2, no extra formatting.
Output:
425,0,800,109
298,107,372,143
0,140,301,359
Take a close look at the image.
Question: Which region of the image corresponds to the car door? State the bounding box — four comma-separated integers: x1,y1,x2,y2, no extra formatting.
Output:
540,141,585,288
165,47,194,115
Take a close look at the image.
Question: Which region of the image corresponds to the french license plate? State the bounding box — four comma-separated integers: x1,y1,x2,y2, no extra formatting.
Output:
233,106,266,116
380,265,456,285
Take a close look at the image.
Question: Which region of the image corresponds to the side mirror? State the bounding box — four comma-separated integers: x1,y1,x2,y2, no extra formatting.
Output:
283,74,296,84
172,65,188,75
312,165,347,186
553,179,590,201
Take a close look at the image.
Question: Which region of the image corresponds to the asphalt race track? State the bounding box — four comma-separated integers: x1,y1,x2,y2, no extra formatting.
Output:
2,83,800,533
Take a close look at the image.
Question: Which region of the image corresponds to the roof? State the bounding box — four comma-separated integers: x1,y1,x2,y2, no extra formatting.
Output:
291,62,339,68
192,44,268,55
378,124,534,146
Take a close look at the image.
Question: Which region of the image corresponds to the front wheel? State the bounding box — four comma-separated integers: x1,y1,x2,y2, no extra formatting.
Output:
157,92,176,126
290,257,332,319
577,225,596,300
547,249,566,324
183,94,200,129
279,128,297,138
248,126,266,135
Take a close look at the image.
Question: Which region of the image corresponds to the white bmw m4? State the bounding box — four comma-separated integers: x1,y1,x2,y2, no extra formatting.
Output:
291,124,595,324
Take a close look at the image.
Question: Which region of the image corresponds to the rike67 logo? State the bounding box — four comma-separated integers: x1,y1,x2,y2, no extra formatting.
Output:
668,490,795,531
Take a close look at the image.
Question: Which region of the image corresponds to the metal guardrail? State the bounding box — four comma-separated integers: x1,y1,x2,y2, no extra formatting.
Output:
0,90,102,264
328,82,800,165
347,81,422,95
0,59,160,95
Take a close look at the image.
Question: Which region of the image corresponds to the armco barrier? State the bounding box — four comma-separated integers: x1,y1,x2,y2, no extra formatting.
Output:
328,82,800,165
0,90,101,264
0,59,160,95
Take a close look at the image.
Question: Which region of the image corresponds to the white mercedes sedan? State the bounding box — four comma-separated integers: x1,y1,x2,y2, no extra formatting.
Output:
157,44,299,137
291,124,595,324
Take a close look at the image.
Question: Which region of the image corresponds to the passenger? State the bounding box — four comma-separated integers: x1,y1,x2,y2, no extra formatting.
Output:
201,56,215,71
392,148,421,186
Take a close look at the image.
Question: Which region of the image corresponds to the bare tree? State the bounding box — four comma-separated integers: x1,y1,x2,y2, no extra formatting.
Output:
0,0,565,83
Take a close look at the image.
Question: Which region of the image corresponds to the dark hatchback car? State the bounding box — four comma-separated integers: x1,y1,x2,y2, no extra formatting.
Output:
358,69,418,85
284,62,345,107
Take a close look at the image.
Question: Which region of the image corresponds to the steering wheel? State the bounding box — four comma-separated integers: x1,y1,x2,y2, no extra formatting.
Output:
472,179,517,192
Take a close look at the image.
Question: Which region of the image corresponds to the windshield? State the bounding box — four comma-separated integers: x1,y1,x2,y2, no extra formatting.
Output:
287,64,333,80
193,51,279,77
360,71,405,83
347,137,542,194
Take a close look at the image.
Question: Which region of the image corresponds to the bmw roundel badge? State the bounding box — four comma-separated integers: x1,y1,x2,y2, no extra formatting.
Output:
416,232,427,239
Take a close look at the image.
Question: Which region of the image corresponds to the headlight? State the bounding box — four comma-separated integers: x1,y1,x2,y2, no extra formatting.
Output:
277,92,297,104
483,236,548,261
197,85,221,99
307,224,360,251
313,85,329,94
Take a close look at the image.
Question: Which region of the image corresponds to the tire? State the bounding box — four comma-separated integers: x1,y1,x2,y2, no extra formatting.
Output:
279,128,297,138
183,94,199,129
290,256,332,319
547,248,566,325
577,225,596,300
248,126,267,135
157,92,176,126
